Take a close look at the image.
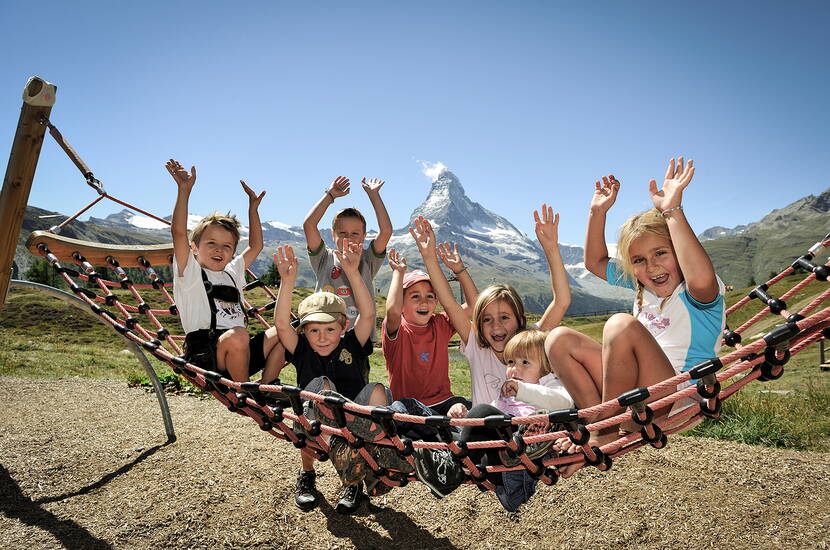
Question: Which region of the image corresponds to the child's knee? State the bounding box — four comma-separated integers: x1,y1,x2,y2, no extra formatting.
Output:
545,326,578,356
218,327,249,353
602,313,640,341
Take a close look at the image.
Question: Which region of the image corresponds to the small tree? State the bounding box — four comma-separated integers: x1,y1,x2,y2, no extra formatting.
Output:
260,263,281,287
24,257,66,289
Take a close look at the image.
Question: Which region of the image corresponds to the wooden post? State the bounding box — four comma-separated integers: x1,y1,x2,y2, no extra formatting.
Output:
0,77,56,307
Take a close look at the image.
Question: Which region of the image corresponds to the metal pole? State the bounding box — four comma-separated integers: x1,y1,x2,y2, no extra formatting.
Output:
9,279,176,441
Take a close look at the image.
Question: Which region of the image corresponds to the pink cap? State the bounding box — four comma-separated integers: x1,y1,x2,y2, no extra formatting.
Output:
402,269,431,289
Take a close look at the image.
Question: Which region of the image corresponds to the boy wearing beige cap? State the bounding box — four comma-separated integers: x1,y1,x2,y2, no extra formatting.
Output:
274,240,384,515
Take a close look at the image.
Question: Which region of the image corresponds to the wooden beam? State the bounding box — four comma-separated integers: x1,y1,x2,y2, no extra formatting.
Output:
26,230,174,268
0,77,57,306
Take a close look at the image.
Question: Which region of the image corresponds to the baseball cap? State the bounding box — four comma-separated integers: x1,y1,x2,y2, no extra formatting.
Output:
402,269,431,289
297,291,347,328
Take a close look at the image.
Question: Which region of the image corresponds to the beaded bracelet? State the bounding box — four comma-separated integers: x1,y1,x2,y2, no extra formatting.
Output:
660,205,683,217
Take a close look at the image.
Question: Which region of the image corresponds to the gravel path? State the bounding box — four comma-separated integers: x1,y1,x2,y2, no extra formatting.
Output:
1,376,829,550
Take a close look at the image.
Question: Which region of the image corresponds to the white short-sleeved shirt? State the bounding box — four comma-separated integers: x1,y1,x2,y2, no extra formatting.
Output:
606,262,726,375
173,251,246,334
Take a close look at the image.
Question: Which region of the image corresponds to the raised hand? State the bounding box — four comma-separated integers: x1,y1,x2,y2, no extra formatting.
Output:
437,242,465,274
408,216,437,257
534,203,560,250
649,157,694,212
334,238,362,274
165,159,196,191
361,177,385,197
240,180,266,209
273,246,298,281
327,176,351,199
589,175,620,214
388,248,407,273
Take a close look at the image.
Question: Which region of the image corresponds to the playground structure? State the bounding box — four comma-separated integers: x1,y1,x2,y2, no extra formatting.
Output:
2,76,829,497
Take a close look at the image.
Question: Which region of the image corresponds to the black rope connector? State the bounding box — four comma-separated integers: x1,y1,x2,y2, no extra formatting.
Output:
347,436,365,449
281,386,303,416
70,284,97,299
322,395,348,428
169,355,186,373
640,424,665,446
450,441,469,460
483,414,513,428
548,408,580,424
398,438,414,457
763,345,791,366
617,387,650,407
57,266,80,277
699,398,722,418
169,304,178,315
104,294,117,306
723,329,742,347
137,257,151,268
307,420,322,437
787,313,805,324
151,278,166,290
791,254,830,281
631,406,654,426
424,415,451,427
137,303,150,314
758,361,784,381
120,278,132,289
762,322,800,348
687,357,724,379
696,377,721,399
246,306,260,317
371,407,397,438
156,328,169,340
569,425,590,446
749,284,787,314
268,405,284,424
125,317,139,329
292,433,307,449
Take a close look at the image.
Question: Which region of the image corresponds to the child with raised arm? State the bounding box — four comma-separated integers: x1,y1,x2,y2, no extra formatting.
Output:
545,157,725,477
274,241,396,515
167,159,283,384
406,205,573,500
303,176,392,337
382,244,477,417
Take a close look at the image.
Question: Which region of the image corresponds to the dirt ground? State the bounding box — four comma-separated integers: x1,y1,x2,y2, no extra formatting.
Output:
1,376,829,550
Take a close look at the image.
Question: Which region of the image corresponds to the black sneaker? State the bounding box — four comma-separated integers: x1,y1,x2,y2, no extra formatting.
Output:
294,470,318,511
412,448,465,499
334,483,365,515
498,414,559,468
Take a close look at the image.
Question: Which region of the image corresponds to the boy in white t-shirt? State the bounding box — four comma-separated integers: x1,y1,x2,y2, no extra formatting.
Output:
167,159,283,383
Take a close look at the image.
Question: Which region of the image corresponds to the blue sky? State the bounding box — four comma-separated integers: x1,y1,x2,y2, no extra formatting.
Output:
2,1,828,245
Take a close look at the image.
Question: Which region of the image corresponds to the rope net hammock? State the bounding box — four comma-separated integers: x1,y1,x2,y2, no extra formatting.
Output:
19,115,830,496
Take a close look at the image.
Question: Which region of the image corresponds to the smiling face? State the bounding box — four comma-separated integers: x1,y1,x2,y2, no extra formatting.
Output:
480,298,520,354
191,224,237,271
402,280,438,326
332,216,366,253
302,319,347,357
628,232,682,297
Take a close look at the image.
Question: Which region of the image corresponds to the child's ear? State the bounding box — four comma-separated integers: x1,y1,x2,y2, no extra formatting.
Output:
190,241,198,254
343,319,350,331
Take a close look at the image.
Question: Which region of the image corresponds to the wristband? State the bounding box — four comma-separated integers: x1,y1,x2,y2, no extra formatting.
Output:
453,266,468,275
325,190,335,202
660,205,683,217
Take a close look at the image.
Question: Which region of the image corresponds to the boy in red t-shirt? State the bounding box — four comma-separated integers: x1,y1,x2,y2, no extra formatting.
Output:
382,244,477,416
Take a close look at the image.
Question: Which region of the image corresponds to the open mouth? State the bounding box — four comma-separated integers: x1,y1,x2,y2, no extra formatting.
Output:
651,274,669,285
416,309,430,316
490,333,507,343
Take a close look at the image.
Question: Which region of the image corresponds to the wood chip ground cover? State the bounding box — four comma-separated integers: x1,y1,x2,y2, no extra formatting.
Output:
1,377,828,550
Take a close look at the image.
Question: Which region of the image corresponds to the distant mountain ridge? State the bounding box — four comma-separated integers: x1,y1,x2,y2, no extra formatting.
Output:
25,172,828,313
699,188,830,286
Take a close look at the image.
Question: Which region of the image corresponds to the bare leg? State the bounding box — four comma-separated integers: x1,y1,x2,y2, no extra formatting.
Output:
545,326,603,410
217,327,251,382
260,326,285,384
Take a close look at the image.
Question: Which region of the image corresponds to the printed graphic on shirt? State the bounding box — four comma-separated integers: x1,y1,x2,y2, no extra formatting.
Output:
346,306,359,319
322,285,335,294
215,300,243,323
335,286,352,297
331,266,342,280
484,373,502,390
642,310,671,331
418,351,430,363
339,349,353,365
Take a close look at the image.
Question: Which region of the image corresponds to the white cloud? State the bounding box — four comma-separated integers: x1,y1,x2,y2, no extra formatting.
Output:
418,160,448,182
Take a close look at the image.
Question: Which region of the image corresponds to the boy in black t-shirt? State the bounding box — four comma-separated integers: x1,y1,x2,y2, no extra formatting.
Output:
274,240,389,515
